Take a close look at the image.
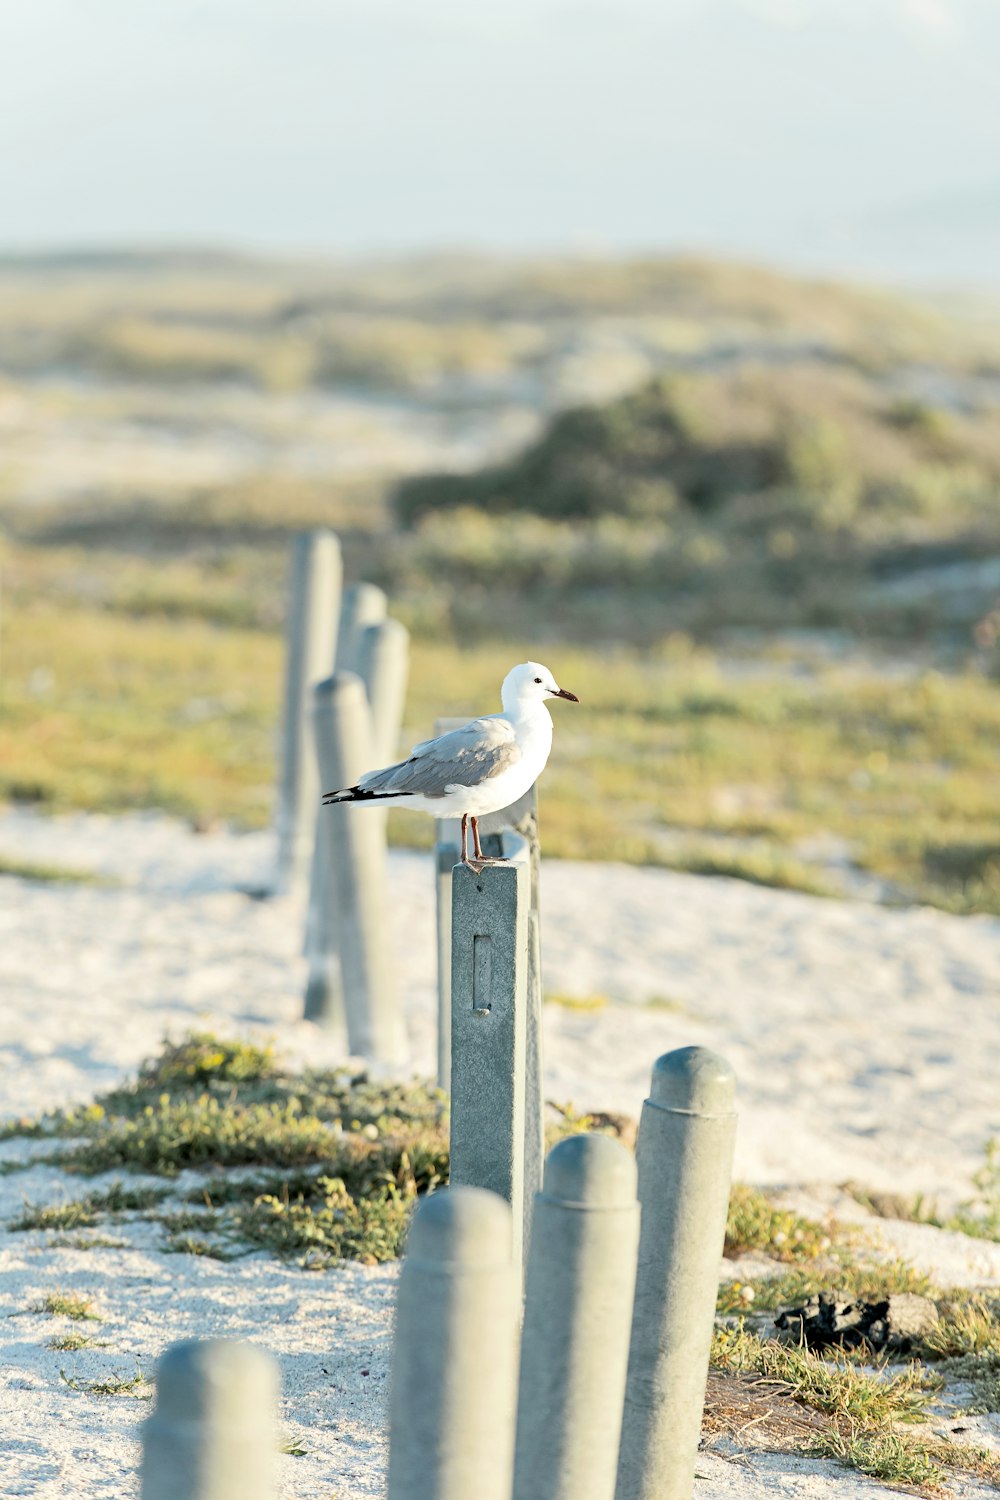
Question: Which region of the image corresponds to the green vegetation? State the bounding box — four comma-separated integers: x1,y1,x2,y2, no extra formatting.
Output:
60,1365,150,1399
5,1033,447,1265
0,854,110,885
712,1324,933,1427
724,1185,835,1263
708,1322,1000,1490
845,1138,1000,1243
33,1291,101,1321
48,1330,104,1351
8,1031,1000,1489
10,1182,170,1231
2,253,999,912
397,364,1000,527
2,251,989,397
3,565,999,912
717,1259,937,1318
544,991,610,1012
809,1425,943,1489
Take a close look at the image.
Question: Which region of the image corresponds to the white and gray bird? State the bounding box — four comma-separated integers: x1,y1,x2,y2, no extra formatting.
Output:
322,661,579,866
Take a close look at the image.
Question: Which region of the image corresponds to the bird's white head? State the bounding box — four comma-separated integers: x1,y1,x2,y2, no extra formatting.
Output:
500,661,579,714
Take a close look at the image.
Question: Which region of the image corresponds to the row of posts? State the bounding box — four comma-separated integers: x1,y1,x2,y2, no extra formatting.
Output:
169,530,737,1496
276,529,544,1088
141,1046,735,1500
273,527,409,1069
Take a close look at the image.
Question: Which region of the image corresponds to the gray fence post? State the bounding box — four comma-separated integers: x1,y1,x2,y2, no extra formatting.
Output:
305,611,409,1013
615,1048,737,1500
336,582,387,674
356,617,410,767
309,673,406,1069
388,1187,518,1500
274,530,341,893
478,790,543,1253
433,721,543,1239
450,855,528,1273
433,721,464,1093
435,835,460,1091
303,674,344,1030
141,1338,279,1500
514,1134,640,1500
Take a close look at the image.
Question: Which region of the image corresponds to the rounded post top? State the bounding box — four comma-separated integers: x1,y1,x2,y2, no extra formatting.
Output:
360,617,409,649
405,1186,512,1269
154,1339,278,1420
313,670,366,706
342,580,387,617
542,1132,637,1208
648,1046,736,1115
292,528,341,563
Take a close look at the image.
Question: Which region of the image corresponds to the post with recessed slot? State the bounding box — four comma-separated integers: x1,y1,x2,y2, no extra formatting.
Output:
274,530,341,893
449,855,529,1274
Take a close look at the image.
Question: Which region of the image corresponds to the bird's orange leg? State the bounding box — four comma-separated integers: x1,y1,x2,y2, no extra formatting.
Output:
460,812,469,863
471,816,484,861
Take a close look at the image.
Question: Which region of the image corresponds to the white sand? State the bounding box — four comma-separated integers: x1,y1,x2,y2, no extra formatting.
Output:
2,807,1000,1499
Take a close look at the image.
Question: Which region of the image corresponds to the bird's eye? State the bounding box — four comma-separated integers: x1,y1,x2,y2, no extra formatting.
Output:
534,677,542,684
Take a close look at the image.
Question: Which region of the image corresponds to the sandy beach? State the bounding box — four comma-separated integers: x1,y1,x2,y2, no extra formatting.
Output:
2,806,1000,1498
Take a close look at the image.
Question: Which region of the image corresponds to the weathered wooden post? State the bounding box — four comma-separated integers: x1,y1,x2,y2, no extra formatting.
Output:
514,1133,640,1500
356,617,410,767
141,1339,279,1500
449,853,529,1272
309,672,406,1069
274,530,341,892
388,1187,519,1500
336,581,387,674
615,1048,737,1500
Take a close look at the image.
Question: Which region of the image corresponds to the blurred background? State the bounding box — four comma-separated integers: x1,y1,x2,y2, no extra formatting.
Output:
1,0,998,914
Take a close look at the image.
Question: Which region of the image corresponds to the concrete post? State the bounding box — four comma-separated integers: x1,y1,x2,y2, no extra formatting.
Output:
435,838,460,1091
274,530,341,893
450,857,528,1272
310,673,406,1068
514,1134,640,1500
480,791,544,1252
615,1048,737,1500
434,721,464,1093
304,583,392,979
141,1339,279,1500
433,718,542,1196
356,618,410,767
388,1187,518,1500
336,582,387,674
303,678,343,1031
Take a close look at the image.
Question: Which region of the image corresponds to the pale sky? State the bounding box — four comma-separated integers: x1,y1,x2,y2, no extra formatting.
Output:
1,0,998,282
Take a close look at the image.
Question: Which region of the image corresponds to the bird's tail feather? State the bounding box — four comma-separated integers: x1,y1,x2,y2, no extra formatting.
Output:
321,786,413,806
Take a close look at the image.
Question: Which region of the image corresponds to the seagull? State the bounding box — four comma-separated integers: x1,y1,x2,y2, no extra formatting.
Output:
322,661,579,866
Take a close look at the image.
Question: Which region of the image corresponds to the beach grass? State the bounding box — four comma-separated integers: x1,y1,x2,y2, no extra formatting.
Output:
34,1291,102,1322
8,1032,1000,1488
3,547,1000,914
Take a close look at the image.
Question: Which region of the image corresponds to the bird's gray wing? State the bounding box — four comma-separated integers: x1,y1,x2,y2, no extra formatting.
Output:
358,715,520,800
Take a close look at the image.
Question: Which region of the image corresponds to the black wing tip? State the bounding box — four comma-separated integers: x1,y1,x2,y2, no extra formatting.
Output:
321,786,414,805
